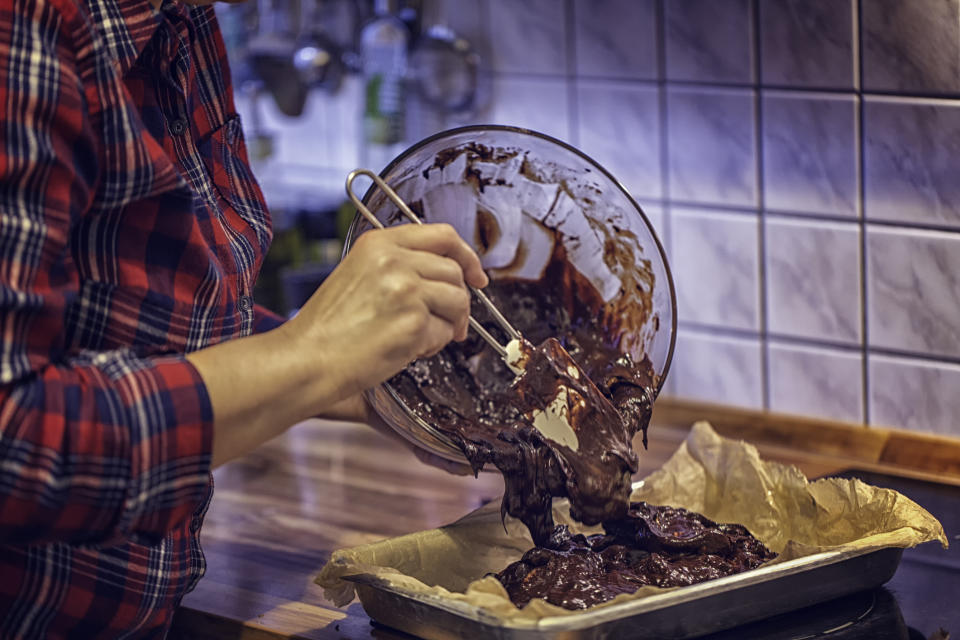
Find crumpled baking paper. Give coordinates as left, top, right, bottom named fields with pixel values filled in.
left=316, top=422, right=947, bottom=623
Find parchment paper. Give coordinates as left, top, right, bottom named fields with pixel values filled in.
left=316, top=422, right=948, bottom=623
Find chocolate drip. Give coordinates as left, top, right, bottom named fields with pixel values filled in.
left=389, top=244, right=656, bottom=545
left=378, top=142, right=761, bottom=613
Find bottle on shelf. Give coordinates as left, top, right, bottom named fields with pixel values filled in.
left=359, top=0, right=410, bottom=171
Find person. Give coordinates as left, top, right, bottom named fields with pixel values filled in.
left=0, top=0, right=486, bottom=636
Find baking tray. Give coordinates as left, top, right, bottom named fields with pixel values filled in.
left=345, top=544, right=904, bottom=639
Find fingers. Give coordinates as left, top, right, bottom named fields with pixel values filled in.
left=418, top=280, right=471, bottom=343
left=376, top=273, right=468, bottom=352
left=385, top=223, right=489, bottom=289
left=392, top=248, right=479, bottom=342
left=402, top=249, right=466, bottom=288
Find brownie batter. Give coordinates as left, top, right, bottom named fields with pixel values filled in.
left=494, top=502, right=777, bottom=610
left=380, top=142, right=664, bottom=546
left=376, top=142, right=773, bottom=612
left=389, top=243, right=657, bottom=545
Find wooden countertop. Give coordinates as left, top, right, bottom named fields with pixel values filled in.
left=169, top=402, right=960, bottom=639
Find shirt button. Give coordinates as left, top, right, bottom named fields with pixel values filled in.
left=169, top=118, right=188, bottom=135
left=237, top=295, right=252, bottom=312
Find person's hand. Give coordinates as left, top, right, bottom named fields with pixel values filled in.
left=193, top=223, right=485, bottom=468
left=283, top=223, right=488, bottom=405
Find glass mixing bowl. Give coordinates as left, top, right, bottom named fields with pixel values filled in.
left=342, top=125, right=676, bottom=464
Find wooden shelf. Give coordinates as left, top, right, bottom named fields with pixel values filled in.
left=652, top=399, right=960, bottom=485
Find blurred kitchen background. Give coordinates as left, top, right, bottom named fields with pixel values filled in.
left=216, top=0, right=960, bottom=438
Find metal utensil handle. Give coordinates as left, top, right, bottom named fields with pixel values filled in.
left=345, top=169, right=523, bottom=357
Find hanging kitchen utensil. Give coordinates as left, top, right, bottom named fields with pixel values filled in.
left=408, top=5, right=479, bottom=114
left=292, top=0, right=345, bottom=92
left=248, top=0, right=309, bottom=117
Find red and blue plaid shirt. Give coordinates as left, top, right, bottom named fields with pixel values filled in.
left=0, top=0, right=279, bottom=636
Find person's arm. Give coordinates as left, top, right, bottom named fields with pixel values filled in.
left=251, top=307, right=369, bottom=423
left=0, top=2, right=483, bottom=549
left=188, top=223, right=488, bottom=467
left=0, top=0, right=214, bottom=547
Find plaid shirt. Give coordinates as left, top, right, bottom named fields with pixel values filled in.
left=0, top=0, right=278, bottom=636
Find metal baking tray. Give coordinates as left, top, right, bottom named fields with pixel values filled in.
left=345, top=544, right=904, bottom=639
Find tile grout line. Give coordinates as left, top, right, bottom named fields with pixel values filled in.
left=653, top=0, right=676, bottom=249
left=855, top=0, right=870, bottom=426
left=752, top=0, right=771, bottom=411
left=676, top=321, right=960, bottom=367
left=655, top=0, right=674, bottom=390
left=681, top=324, right=861, bottom=353
left=646, top=201, right=960, bottom=236
left=564, top=0, right=579, bottom=147
left=568, top=76, right=960, bottom=101
left=865, top=348, right=960, bottom=370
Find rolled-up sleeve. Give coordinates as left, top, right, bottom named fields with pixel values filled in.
left=0, top=0, right=212, bottom=546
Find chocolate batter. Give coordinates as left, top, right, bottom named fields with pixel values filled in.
left=379, top=142, right=773, bottom=612
left=382, top=143, right=663, bottom=545
left=494, top=502, right=777, bottom=610
left=389, top=243, right=657, bottom=544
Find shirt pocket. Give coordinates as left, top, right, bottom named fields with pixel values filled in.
left=90, top=102, right=193, bottom=213
left=199, top=114, right=273, bottom=255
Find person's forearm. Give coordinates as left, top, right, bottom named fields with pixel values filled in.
left=189, top=223, right=489, bottom=468
left=186, top=323, right=343, bottom=468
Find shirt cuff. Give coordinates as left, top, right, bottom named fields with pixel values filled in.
left=102, top=352, right=214, bottom=541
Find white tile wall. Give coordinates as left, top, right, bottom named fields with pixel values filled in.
left=665, top=0, right=754, bottom=84
left=768, top=342, right=863, bottom=422
left=577, top=81, right=661, bottom=198
left=487, top=76, right=571, bottom=142
left=667, top=87, right=758, bottom=208
left=762, top=92, right=858, bottom=217
left=870, top=354, right=960, bottom=435
left=867, top=226, right=960, bottom=359
left=671, top=330, right=764, bottom=408
left=487, top=0, right=568, bottom=75
left=759, top=0, right=856, bottom=89
left=573, top=0, right=657, bottom=80
left=637, top=201, right=666, bottom=245
left=766, top=218, right=861, bottom=344
left=863, top=97, right=960, bottom=230
left=672, top=208, right=760, bottom=331
left=861, top=0, right=960, bottom=94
